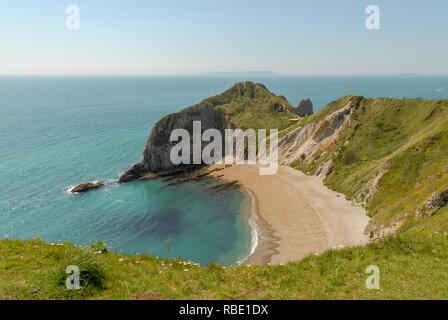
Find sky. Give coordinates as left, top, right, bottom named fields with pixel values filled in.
left=0, top=0, right=447, bottom=75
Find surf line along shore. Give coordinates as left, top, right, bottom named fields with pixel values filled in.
left=209, top=163, right=370, bottom=265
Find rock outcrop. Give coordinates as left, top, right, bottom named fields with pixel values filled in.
left=119, top=82, right=294, bottom=183
left=278, top=97, right=363, bottom=167
left=293, top=99, right=314, bottom=117
left=415, top=187, right=448, bottom=218
left=71, top=182, right=104, bottom=193
left=119, top=104, right=230, bottom=182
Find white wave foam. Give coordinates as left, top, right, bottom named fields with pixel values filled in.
left=237, top=189, right=259, bottom=265
left=64, top=180, right=105, bottom=194
left=64, top=185, right=77, bottom=194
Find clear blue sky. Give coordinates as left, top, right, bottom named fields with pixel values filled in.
left=1, top=0, right=447, bottom=75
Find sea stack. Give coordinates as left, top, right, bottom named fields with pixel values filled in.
left=293, top=99, right=314, bottom=117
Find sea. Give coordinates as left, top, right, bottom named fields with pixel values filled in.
left=1, top=75, right=447, bottom=265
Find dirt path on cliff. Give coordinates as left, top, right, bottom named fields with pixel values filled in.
left=210, top=164, right=370, bottom=265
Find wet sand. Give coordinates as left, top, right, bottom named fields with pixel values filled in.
left=210, top=164, right=370, bottom=265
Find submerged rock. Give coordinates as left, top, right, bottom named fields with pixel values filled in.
left=71, top=182, right=104, bottom=193
left=293, top=99, right=314, bottom=117
left=210, top=180, right=239, bottom=191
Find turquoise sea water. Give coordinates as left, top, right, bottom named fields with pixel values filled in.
left=1, top=75, right=447, bottom=265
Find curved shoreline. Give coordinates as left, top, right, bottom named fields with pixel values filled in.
left=236, top=189, right=259, bottom=265
left=238, top=188, right=280, bottom=265
left=211, top=164, right=370, bottom=265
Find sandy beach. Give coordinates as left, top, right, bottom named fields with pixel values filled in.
left=210, top=164, right=370, bottom=265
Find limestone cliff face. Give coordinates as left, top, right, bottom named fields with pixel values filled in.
left=119, top=81, right=293, bottom=182
left=119, top=104, right=230, bottom=182
left=278, top=97, right=362, bottom=176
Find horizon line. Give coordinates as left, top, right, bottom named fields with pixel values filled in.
left=0, top=73, right=447, bottom=77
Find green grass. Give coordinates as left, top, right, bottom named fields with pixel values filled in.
left=1, top=235, right=447, bottom=300
left=292, top=96, right=448, bottom=231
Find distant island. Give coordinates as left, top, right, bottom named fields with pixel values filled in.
left=197, top=71, right=281, bottom=76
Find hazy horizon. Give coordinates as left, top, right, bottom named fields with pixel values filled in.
left=1, top=72, right=448, bottom=77
left=1, top=1, right=447, bottom=75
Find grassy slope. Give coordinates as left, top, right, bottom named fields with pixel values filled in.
left=1, top=235, right=447, bottom=300
left=292, top=97, right=448, bottom=232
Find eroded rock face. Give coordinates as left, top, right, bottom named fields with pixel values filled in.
left=119, top=104, right=230, bottom=182
left=293, top=99, right=314, bottom=117
left=314, top=160, right=334, bottom=178
left=278, top=97, right=362, bottom=167
left=71, top=182, right=104, bottom=193
left=423, top=188, right=448, bottom=216
left=120, top=81, right=294, bottom=183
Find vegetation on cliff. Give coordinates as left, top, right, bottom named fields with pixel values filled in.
left=120, top=82, right=295, bottom=181
left=2, top=87, right=448, bottom=300
left=202, top=81, right=295, bottom=131
left=290, top=96, right=448, bottom=236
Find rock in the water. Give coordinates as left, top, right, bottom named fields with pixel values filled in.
left=293, top=99, right=314, bottom=117
left=210, top=180, right=239, bottom=191
left=71, top=182, right=104, bottom=193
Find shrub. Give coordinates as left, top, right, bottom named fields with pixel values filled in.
left=344, top=150, right=358, bottom=165
left=90, top=241, right=108, bottom=253
left=54, top=252, right=106, bottom=295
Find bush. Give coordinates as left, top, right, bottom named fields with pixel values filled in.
left=54, top=252, right=106, bottom=295
left=344, top=150, right=358, bottom=165
left=90, top=241, right=108, bottom=253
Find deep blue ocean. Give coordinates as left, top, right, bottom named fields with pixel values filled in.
left=1, top=75, right=447, bottom=265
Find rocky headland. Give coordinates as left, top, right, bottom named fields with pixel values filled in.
left=119, top=81, right=295, bottom=183
left=110, top=82, right=448, bottom=262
